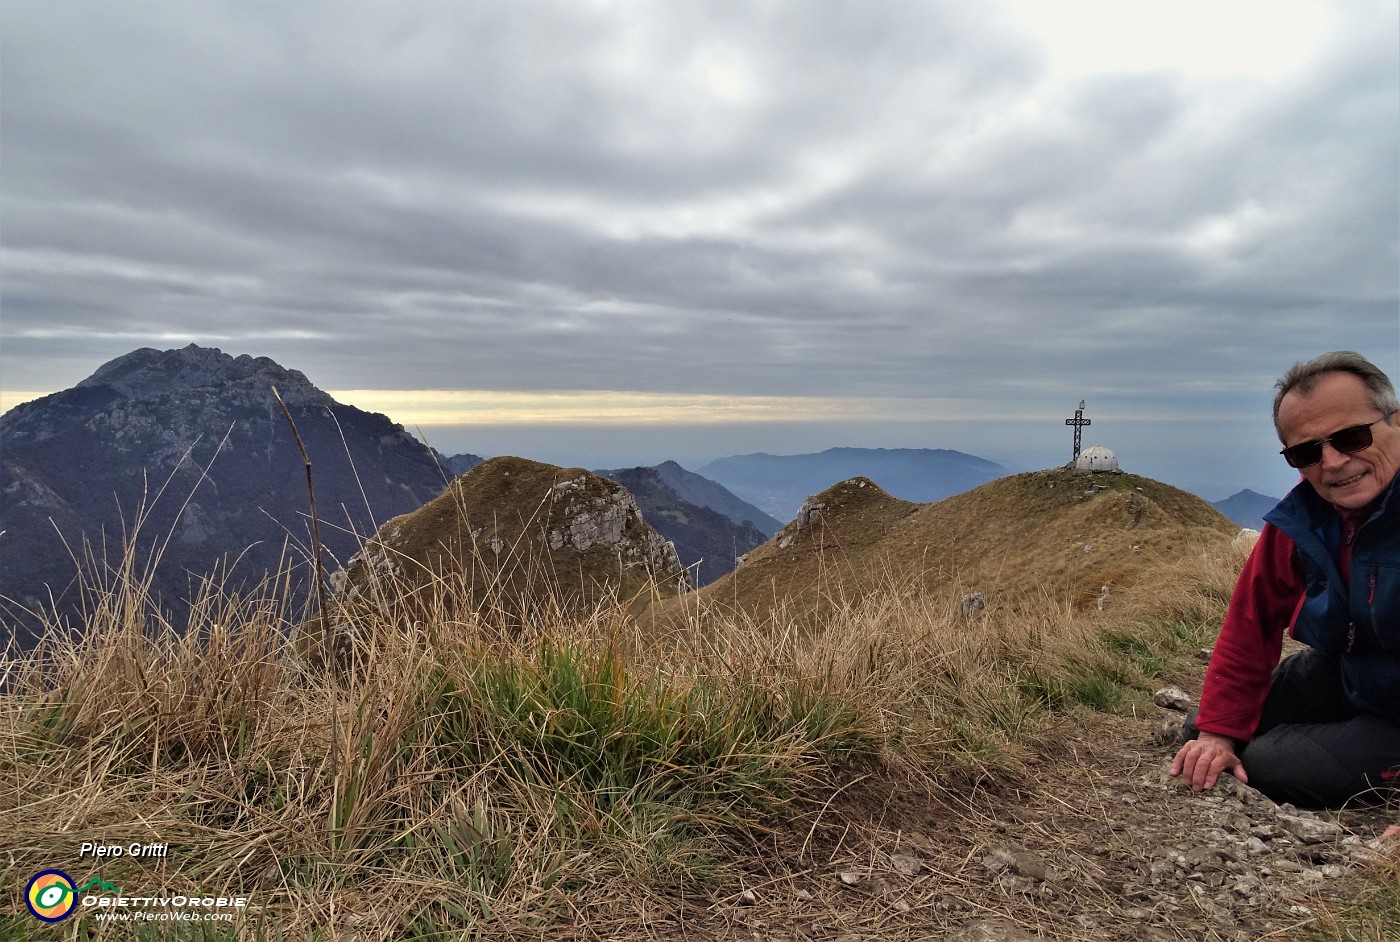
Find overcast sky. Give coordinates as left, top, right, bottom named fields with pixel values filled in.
left=2, top=0, right=1396, bottom=501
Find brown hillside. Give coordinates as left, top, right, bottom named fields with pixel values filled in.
left=654, top=467, right=1238, bottom=629
left=305, top=457, right=689, bottom=654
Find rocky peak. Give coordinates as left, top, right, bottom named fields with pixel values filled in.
left=595, top=463, right=771, bottom=586
left=77, top=343, right=329, bottom=407
left=1, top=344, right=338, bottom=451
left=0, top=346, right=453, bottom=647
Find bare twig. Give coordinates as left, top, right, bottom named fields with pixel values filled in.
left=272, top=386, right=342, bottom=790
left=271, top=387, right=331, bottom=642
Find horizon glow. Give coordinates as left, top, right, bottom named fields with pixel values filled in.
left=1, top=386, right=1265, bottom=429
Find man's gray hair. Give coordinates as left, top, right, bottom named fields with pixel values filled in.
left=1273, top=350, right=1400, bottom=439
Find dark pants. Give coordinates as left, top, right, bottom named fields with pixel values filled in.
left=1184, top=648, right=1400, bottom=807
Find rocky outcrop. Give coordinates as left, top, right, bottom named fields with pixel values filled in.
left=543, top=473, right=684, bottom=579
left=598, top=465, right=769, bottom=585
left=774, top=477, right=905, bottom=549
left=309, top=457, right=690, bottom=657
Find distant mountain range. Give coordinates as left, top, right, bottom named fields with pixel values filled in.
left=1210, top=489, right=1282, bottom=530
left=596, top=463, right=773, bottom=586
left=698, top=447, right=1011, bottom=520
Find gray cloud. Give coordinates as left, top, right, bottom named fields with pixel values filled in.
left=2, top=0, right=1396, bottom=498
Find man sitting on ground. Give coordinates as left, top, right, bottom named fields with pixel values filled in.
left=1172, top=350, right=1400, bottom=809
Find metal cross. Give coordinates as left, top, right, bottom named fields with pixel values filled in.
left=1065, top=400, right=1091, bottom=461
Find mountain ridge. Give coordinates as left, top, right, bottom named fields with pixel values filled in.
left=595, top=464, right=769, bottom=585
left=698, top=446, right=1010, bottom=520
left=4, top=344, right=1256, bottom=654
left=1211, top=488, right=1282, bottom=530
left=645, top=460, right=783, bottom=536
left=646, top=466, right=1239, bottom=630
left=0, top=345, right=783, bottom=648
left=0, top=344, right=452, bottom=649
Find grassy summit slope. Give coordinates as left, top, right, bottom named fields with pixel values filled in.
left=669, top=468, right=1238, bottom=628
left=901, top=468, right=1238, bottom=601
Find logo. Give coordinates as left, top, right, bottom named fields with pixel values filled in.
left=77, top=876, right=121, bottom=894
left=26, top=870, right=77, bottom=922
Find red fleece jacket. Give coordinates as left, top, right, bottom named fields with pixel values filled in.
left=1195, top=524, right=1305, bottom=742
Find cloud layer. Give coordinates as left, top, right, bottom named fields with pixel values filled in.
left=2, top=0, right=1396, bottom=497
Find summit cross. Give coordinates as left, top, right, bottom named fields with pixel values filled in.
left=1065, top=400, right=1090, bottom=462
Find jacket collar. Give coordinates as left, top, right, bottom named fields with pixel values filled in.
left=1271, top=470, right=1400, bottom=532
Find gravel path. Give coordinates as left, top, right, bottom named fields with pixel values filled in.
left=620, top=709, right=1397, bottom=942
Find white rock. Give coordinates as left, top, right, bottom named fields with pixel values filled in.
left=1153, top=687, right=1194, bottom=711
left=890, top=853, right=926, bottom=876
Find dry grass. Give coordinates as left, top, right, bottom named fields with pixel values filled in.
left=1282, top=854, right=1400, bottom=942
left=2, top=521, right=1392, bottom=940
left=666, top=467, right=1240, bottom=631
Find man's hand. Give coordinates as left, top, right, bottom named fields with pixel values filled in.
left=1171, top=732, right=1248, bottom=792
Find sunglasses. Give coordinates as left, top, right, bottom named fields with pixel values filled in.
left=1280, top=414, right=1394, bottom=469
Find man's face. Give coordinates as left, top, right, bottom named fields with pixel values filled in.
left=1277, top=371, right=1400, bottom=511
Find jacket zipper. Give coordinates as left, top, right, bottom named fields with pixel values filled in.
left=1343, top=521, right=1362, bottom=653
left=1349, top=571, right=1378, bottom=654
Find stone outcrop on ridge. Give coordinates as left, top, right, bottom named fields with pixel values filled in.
left=596, top=464, right=770, bottom=586
left=310, top=456, right=689, bottom=655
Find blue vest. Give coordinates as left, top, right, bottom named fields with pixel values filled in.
left=1264, top=476, right=1400, bottom=724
